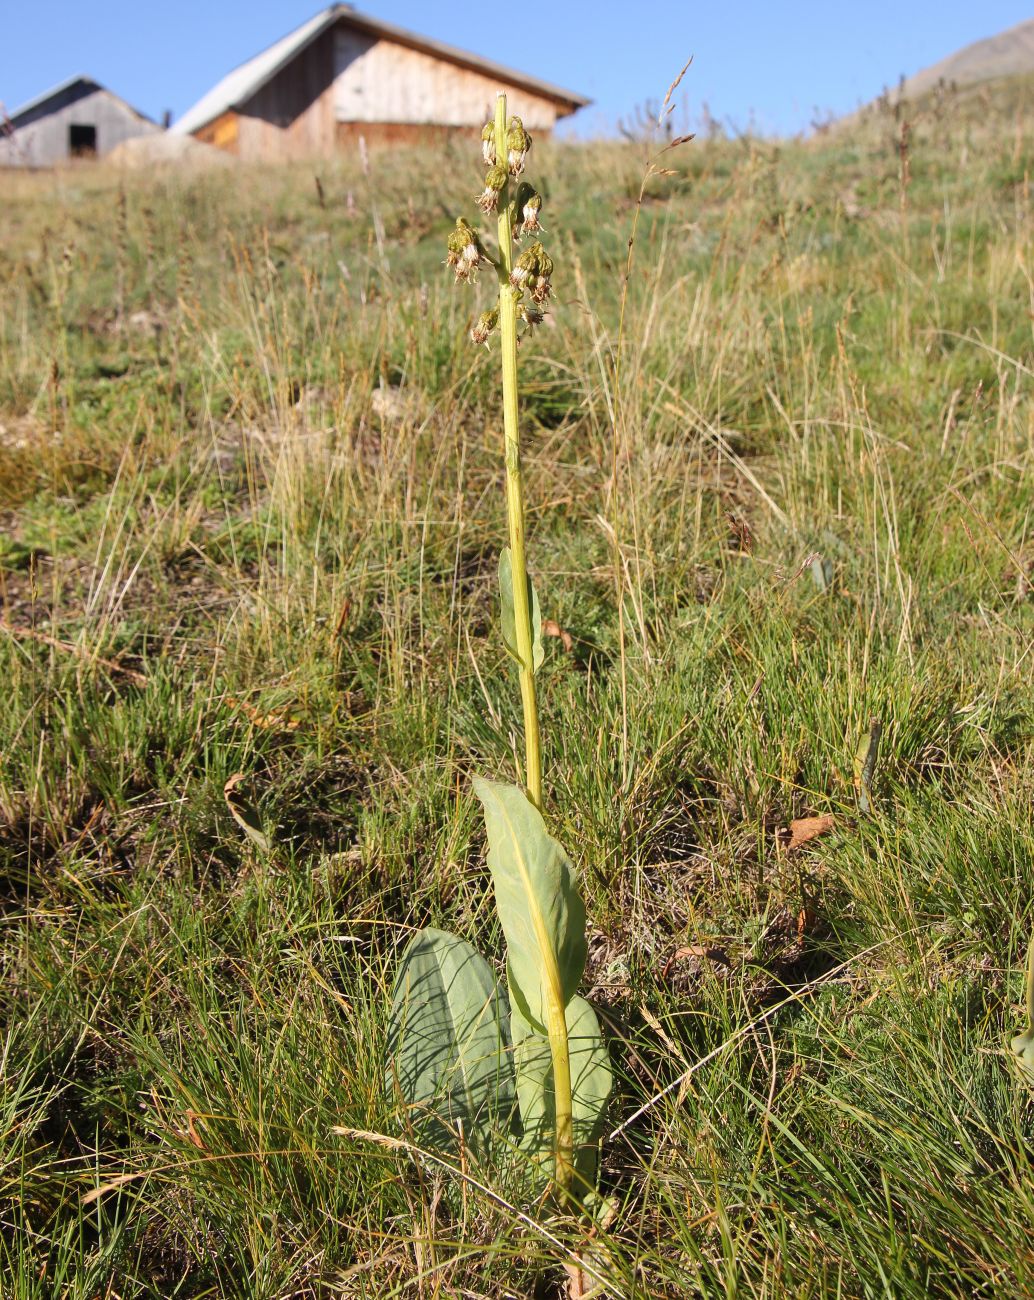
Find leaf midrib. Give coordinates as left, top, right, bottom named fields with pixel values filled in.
left=494, top=795, right=566, bottom=1020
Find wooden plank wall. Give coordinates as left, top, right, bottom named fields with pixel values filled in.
left=332, top=29, right=561, bottom=130
left=236, top=31, right=337, bottom=161
left=228, top=24, right=563, bottom=161
left=0, top=88, right=160, bottom=168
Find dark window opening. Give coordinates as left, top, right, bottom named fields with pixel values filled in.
left=69, top=124, right=97, bottom=156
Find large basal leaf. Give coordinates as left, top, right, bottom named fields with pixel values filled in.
left=1011, top=1026, right=1034, bottom=1080
left=511, top=995, right=612, bottom=1194
left=1011, top=932, right=1034, bottom=1082
left=386, top=927, right=514, bottom=1153
left=499, top=547, right=544, bottom=672
left=473, top=778, right=587, bottom=1033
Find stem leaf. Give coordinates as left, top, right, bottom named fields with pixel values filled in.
left=511, top=995, right=612, bottom=1194
left=499, top=547, right=544, bottom=672
left=473, top=778, right=586, bottom=1031
left=386, top=927, right=514, bottom=1152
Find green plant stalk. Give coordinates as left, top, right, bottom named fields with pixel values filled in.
left=493, top=93, right=543, bottom=815
left=492, top=92, right=572, bottom=1199
left=524, top=867, right=575, bottom=1200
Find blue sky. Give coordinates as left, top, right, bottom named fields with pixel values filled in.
left=3, top=2, right=1033, bottom=136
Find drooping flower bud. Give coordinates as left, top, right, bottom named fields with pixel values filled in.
left=510, top=244, right=536, bottom=289
left=529, top=274, right=553, bottom=305
left=445, top=217, right=483, bottom=283
left=506, top=116, right=532, bottom=176
left=512, top=182, right=543, bottom=239
left=481, top=122, right=496, bottom=165
left=510, top=241, right=553, bottom=302
left=528, top=243, right=554, bottom=304
left=521, top=193, right=542, bottom=233
left=518, top=303, right=544, bottom=330
left=475, top=163, right=508, bottom=213
left=470, top=307, right=499, bottom=346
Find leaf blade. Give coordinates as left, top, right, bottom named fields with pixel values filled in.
left=511, top=995, right=612, bottom=1193
left=386, top=927, right=514, bottom=1153
left=473, top=778, right=587, bottom=1033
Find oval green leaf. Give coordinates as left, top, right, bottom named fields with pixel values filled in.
left=511, top=995, right=612, bottom=1195
left=1011, top=1028, right=1034, bottom=1079
left=386, top=927, right=515, bottom=1153
left=473, top=778, right=587, bottom=1033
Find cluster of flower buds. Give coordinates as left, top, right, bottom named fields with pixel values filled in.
left=513, top=182, right=542, bottom=239
left=506, top=116, right=532, bottom=176
left=447, top=112, right=552, bottom=345
left=509, top=241, right=553, bottom=305
left=470, top=307, right=499, bottom=346
left=445, top=217, right=483, bottom=283
left=475, top=164, right=508, bottom=214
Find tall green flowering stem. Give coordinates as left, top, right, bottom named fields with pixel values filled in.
left=492, top=93, right=543, bottom=814
left=492, top=92, right=571, bottom=1201
left=492, top=92, right=571, bottom=1199
left=442, top=93, right=586, bottom=1208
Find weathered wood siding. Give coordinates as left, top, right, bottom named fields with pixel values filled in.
left=332, top=29, right=559, bottom=130
left=0, top=85, right=160, bottom=168
left=228, top=22, right=559, bottom=161
left=335, top=121, right=480, bottom=147
left=236, top=29, right=337, bottom=160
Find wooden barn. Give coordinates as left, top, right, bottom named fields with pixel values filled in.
left=0, top=76, right=162, bottom=168
left=172, top=4, right=589, bottom=160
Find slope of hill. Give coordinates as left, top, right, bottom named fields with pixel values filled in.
left=3, top=78, right=1034, bottom=1300
left=899, top=16, right=1034, bottom=98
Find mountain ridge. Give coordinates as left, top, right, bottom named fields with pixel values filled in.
left=898, top=17, right=1034, bottom=99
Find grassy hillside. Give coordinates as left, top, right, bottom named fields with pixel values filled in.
left=2, top=77, right=1034, bottom=1297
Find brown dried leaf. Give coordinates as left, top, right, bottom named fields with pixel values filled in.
left=676, top=944, right=729, bottom=963
left=662, top=944, right=730, bottom=979
left=223, top=773, right=272, bottom=853
left=565, top=1257, right=590, bottom=1299
left=228, top=696, right=301, bottom=731
left=82, top=1171, right=147, bottom=1205
left=541, top=618, right=574, bottom=653
left=787, top=814, right=835, bottom=851
left=183, top=1109, right=205, bottom=1150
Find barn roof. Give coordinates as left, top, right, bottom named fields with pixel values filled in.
left=7, top=75, right=155, bottom=127
left=172, top=4, right=590, bottom=136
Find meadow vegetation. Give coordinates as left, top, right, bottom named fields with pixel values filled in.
left=2, top=71, right=1034, bottom=1297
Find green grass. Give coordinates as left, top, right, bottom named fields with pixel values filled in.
left=3, top=72, right=1034, bottom=1296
